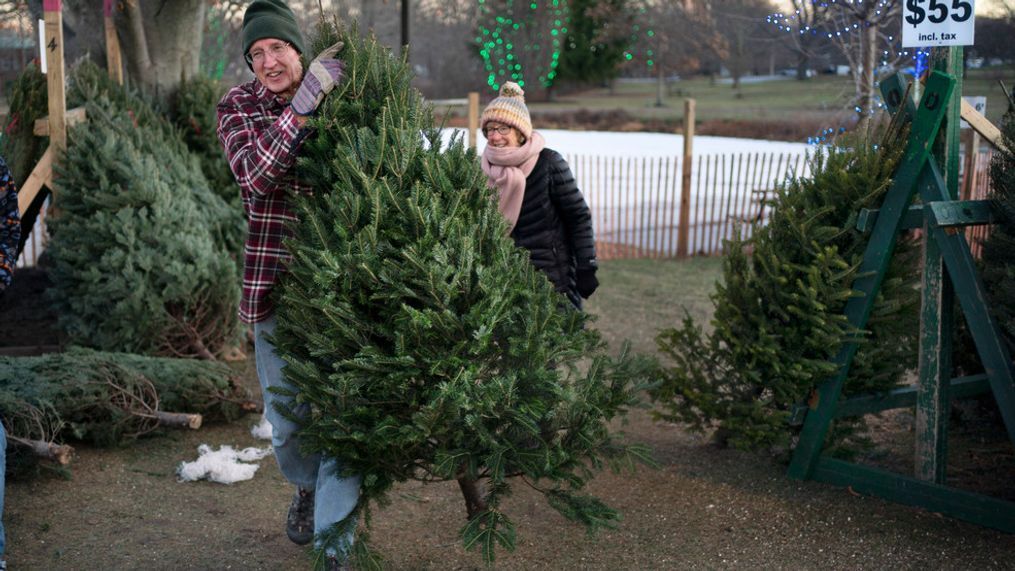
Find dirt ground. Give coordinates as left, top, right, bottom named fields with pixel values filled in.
left=3, top=265, right=1015, bottom=570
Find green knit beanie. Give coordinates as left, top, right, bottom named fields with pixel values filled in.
left=242, top=0, right=305, bottom=62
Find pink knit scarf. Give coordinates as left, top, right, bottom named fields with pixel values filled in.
left=481, top=131, right=545, bottom=233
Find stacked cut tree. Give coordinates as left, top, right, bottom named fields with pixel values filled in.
left=0, top=61, right=251, bottom=476
left=651, top=117, right=922, bottom=456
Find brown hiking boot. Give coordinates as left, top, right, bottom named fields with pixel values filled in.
left=285, top=487, right=315, bottom=545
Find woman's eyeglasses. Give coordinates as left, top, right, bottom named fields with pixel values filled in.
left=483, top=125, right=513, bottom=137
left=245, top=42, right=292, bottom=66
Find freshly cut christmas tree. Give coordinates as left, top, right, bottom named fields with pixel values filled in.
left=66, top=62, right=245, bottom=256
left=1, top=64, right=48, bottom=188
left=652, top=120, right=920, bottom=454
left=980, top=94, right=1015, bottom=350
left=2, top=64, right=50, bottom=257
left=0, top=347, right=251, bottom=476
left=274, top=22, right=649, bottom=565
left=169, top=75, right=244, bottom=217
left=46, top=62, right=242, bottom=359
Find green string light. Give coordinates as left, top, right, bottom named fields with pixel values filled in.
left=623, top=16, right=655, bottom=71
left=476, top=0, right=571, bottom=91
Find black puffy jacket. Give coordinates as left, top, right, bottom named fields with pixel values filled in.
left=510, top=148, right=597, bottom=308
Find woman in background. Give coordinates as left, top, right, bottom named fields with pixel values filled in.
left=479, top=82, right=598, bottom=309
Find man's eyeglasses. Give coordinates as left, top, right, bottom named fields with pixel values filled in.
left=483, top=125, right=513, bottom=137
left=245, top=42, right=292, bottom=66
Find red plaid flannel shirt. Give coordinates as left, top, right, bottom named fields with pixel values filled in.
left=217, top=79, right=310, bottom=323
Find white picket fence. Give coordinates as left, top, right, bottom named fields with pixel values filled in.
left=17, top=150, right=996, bottom=266
left=567, top=151, right=810, bottom=258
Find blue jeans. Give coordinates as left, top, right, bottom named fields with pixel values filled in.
left=254, top=316, right=361, bottom=554
left=1, top=422, right=6, bottom=558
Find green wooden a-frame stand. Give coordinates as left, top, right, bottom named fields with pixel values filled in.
left=786, top=65, right=1015, bottom=532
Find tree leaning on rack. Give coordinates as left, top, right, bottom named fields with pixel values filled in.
left=652, top=120, right=921, bottom=454
left=272, top=21, right=652, bottom=567
left=975, top=93, right=1015, bottom=357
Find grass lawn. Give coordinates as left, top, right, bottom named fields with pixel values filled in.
left=961, top=65, right=1014, bottom=125
left=585, top=256, right=724, bottom=357
left=532, top=74, right=851, bottom=124
left=524, top=64, right=1014, bottom=127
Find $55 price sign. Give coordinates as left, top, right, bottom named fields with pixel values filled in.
left=902, top=0, right=975, bottom=47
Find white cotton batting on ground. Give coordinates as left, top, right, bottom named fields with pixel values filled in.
left=177, top=444, right=273, bottom=484
left=251, top=415, right=272, bottom=440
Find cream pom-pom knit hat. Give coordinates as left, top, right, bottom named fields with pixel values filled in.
left=480, top=82, right=533, bottom=140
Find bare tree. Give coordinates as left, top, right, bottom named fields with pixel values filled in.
left=0, top=1, right=33, bottom=78
left=713, top=0, right=777, bottom=90
left=824, top=0, right=902, bottom=122
left=766, top=0, right=831, bottom=80
left=18, top=1, right=207, bottom=102
left=114, top=0, right=208, bottom=99
left=411, top=0, right=485, bottom=97
left=0, top=1, right=28, bottom=21
left=632, top=0, right=727, bottom=106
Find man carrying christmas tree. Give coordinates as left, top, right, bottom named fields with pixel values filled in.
left=0, top=154, right=19, bottom=571
left=215, top=1, right=356, bottom=568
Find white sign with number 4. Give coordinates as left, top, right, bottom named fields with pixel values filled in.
left=902, top=0, right=975, bottom=47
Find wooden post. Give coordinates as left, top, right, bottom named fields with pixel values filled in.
left=677, top=99, right=695, bottom=258
left=915, top=47, right=962, bottom=484
left=43, top=0, right=67, bottom=154
left=467, top=92, right=480, bottom=149
left=104, top=0, right=123, bottom=85
left=16, top=0, right=68, bottom=218
left=400, top=0, right=410, bottom=55
left=959, top=98, right=1004, bottom=150
left=16, top=147, right=54, bottom=215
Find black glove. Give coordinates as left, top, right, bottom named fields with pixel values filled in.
left=576, top=268, right=599, bottom=299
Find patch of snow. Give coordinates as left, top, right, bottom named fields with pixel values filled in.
left=443, top=128, right=810, bottom=157
left=177, top=444, right=272, bottom=484
left=251, top=415, right=272, bottom=440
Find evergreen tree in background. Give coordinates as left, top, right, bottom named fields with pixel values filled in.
left=274, top=21, right=651, bottom=567
left=169, top=75, right=242, bottom=211
left=1, top=64, right=50, bottom=258
left=66, top=62, right=244, bottom=256
left=46, top=63, right=241, bottom=360
left=652, top=121, right=920, bottom=453
left=556, top=0, right=632, bottom=86
left=1, top=61, right=245, bottom=259
left=1, top=64, right=48, bottom=187
left=980, top=94, right=1015, bottom=352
